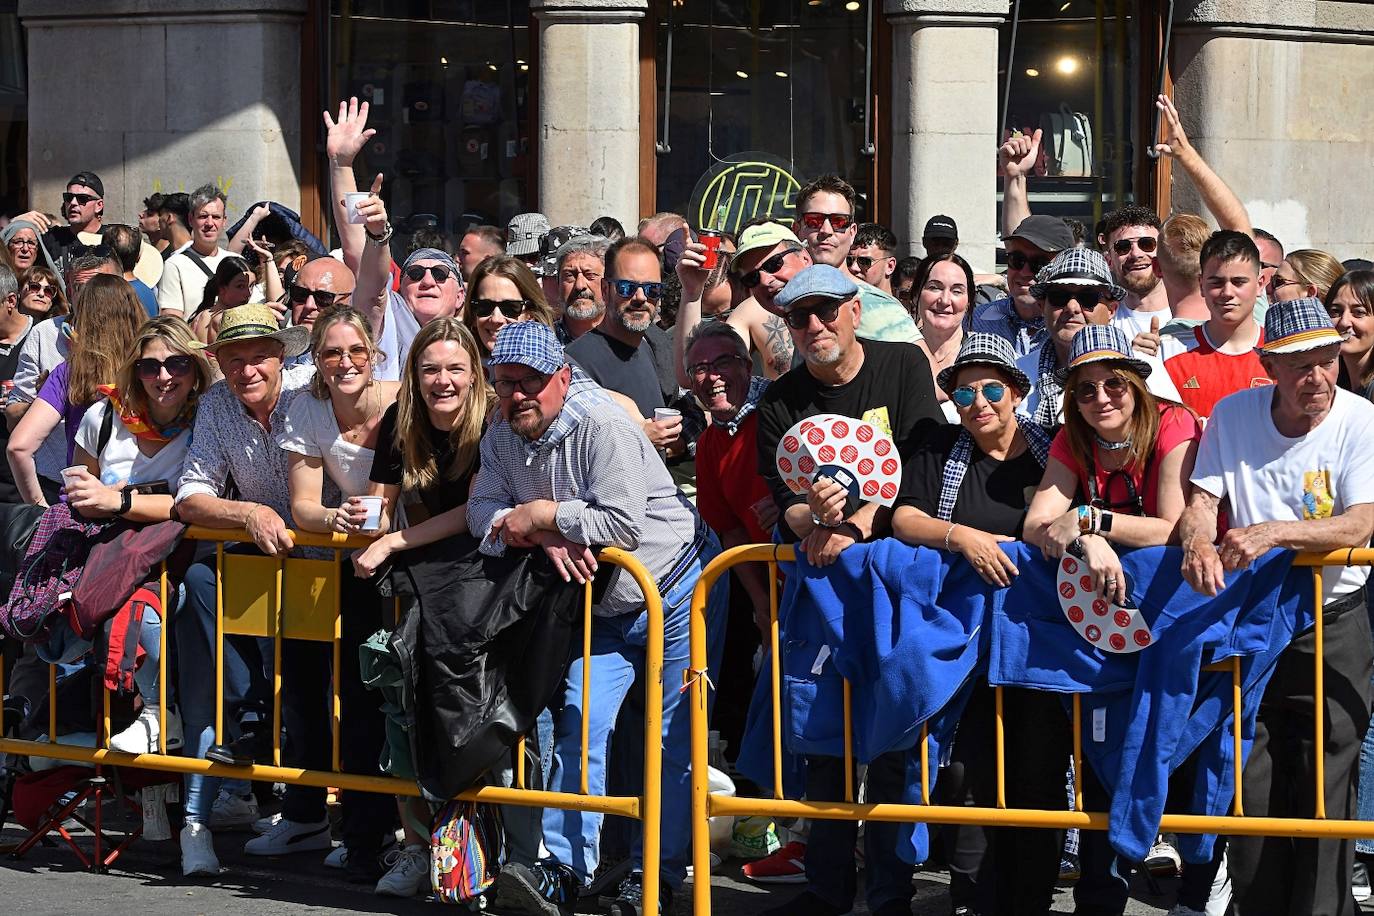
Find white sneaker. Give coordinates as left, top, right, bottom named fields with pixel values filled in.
left=180, top=822, right=221, bottom=876
left=1146, top=837, right=1182, bottom=876
left=209, top=790, right=261, bottom=831
left=375, top=843, right=429, bottom=897
left=110, top=706, right=183, bottom=754
left=323, top=844, right=349, bottom=869
left=252, top=811, right=284, bottom=835
left=141, top=784, right=172, bottom=841
left=243, top=817, right=332, bottom=855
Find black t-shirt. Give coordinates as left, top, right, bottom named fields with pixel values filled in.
left=896, top=420, right=1044, bottom=538
left=369, top=402, right=478, bottom=519
left=756, top=338, right=945, bottom=539
left=0, top=321, right=32, bottom=503
left=566, top=327, right=671, bottom=418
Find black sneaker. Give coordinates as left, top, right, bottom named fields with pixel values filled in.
left=1354, top=860, right=1371, bottom=903
left=497, top=860, right=579, bottom=916
left=343, top=844, right=388, bottom=884
left=205, top=729, right=273, bottom=766
left=609, top=872, right=674, bottom=916
left=759, top=889, right=847, bottom=916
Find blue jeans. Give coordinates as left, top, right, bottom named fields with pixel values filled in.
left=541, top=534, right=728, bottom=889
left=1357, top=593, right=1374, bottom=855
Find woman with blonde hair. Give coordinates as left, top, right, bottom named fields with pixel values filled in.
left=7, top=274, right=147, bottom=505
left=55, top=315, right=212, bottom=753
left=463, top=254, right=556, bottom=358
left=1271, top=248, right=1345, bottom=304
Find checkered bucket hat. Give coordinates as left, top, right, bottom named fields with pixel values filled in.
left=1054, top=324, right=1153, bottom=384
left=1030, top=248, right=1126, bottom=302
left=488, top=320, right=566, bottom=375
left=1259, top=296, right=1344, bottom=355
left=936, top=332, right=1033, bottom=394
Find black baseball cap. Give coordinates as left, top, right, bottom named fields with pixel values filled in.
left=67, top=171, right=104, bottom=198
left=923, top=214, right=958, bottom=241
left=1006, top=214, right=1075, bottom=254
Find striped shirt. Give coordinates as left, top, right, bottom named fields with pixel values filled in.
left=468, top=392, right=698, bottom=617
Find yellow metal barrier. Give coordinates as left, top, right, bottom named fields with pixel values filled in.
left=0, top=525, right=666, bottom=903
left=687, top=544, right=1374, bottom=914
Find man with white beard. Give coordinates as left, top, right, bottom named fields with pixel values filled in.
left=552, top=235, right=609, bottom=344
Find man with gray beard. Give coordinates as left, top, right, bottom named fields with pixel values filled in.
left=553, top=235, right=609, bottom=344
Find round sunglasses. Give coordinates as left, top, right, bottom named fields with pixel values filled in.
left=950, top=383, right=1007, bottom=408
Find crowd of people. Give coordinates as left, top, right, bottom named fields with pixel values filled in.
left=1, top=91, right=1373, bottom=916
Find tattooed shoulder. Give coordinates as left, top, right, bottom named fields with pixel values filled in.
left=760, top=315, right=793, bottom=378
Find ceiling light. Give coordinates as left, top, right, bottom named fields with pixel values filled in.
left=440, top=56, right=448, bottom=65
left=1025, top=67, right=1040, bottom=77
left=1055, top=55, right=1079, bottom=75
left=807, top=0, right=822, bottom=5
left=488, top=63, right=499, bottom=72
left=736, top=70, right=749, bottom=79
left=845, top=0, right=861, bottom=9
left=774, top=70, right=788, bottom=78
left=519, top=64, right=529, bottom=71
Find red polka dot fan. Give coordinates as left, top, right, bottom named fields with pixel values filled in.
left=1055, top=549, right=1155, bottom=654
left=774, top=413, right=902, bottom=509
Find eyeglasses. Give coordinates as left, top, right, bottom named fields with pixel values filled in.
left=1006, top=250, right=1052, bottom=273
left=1072, top=376, right=1130, bottom=403
left=1045, top=287, right=1106, bottom=310
left=784, top=300, right=844, bottom=330
left=69, top=243, right=112, bottom=259
left=288, top=284, right=351, bottom=308
left=61, top=192, right=101, bottom=206
left=7, top=237, right=37, bottom=250
left=1112, top=236, right=1158, bottom=255
left=1260, top=261, right=1282, bottom=272
left=404, top=264, right=454, bottom=283
left=1270, top=277, right=1303, bottom=292
left=610, top=278, right=664, bottom=302
left=318, top=344, right=371, bottom=368
left=492, top=373, right=551, bottom=397
left=24, top=281, right=55, bottom=297
left=471, top=298, right=530, bottom=320
left=687, top=354, right=748, bottom=380
left=735, top=251, right=792, bottom=288
left=951, top=383, right=1008, bottom=408
left=134, top=355, right=197, bottom=380
left=846, top=255, right=875, bottom=272
left=799, top=212, right=853, bottom=232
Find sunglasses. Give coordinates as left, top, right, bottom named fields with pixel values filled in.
left=610, top=279, right=664, bottom=301
left=404, top=264, right=454, bottom=283
left=288, top=284, right=351, bottom=308
left=1092, top=469, right=1145, bottom=515
left=1006, top=250, right=1053, bottom=273
left=735, top=250, right=791, bottom=288
left=69, top=243, right=112, bottom=259
left=24, top=281, right=55, bottom=297
left=1045, top=287, right=1106, bottom=310
left=799, top=211, right=853, bottom=232
left=492, top=373, right=551, bottom=397
left=1112, top=236, right=1158, bottom=255
left=134, top=355, right=197, bottom=380
left=784, top=300, right=844, bottom=330
left=62, top=192, right=101, bottom=206
left=846, top=255, right=875, bottom=272
left=1073, top=376, right=1131, bottom=403
left=471, top=298, right=530, bottom=320
left=687, top=354, right=747, bottom=380
left=951, top=383, right=1008, bottom=408
left=318, top=344, right=371, bottom=368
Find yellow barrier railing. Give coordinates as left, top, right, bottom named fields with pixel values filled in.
left=687, top=544, right=1374, bottom=914
left=0, top=525, right=665, bottom=902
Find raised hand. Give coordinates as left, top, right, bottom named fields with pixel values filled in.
left=324, top=97, right=377, bottom=167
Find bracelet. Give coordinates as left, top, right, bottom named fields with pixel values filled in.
left=1077, top=505, right=1092, bottom=534
left=326, top=508, right=337, bottom=529
left=944, top=522, right=958, bottom=551
left=810, top=512, right=841, bottom=530
left=366, top=221, right=393, bottom=244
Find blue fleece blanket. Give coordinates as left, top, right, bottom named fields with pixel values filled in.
left=735, top=539, right=1311, bottom=864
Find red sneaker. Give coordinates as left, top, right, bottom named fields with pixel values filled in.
left=741, top=841, right=807, bottom=884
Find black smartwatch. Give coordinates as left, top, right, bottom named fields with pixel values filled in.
left=116, top=487, right=133, bottom=517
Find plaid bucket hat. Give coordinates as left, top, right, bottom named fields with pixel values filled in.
left=1030, top=248, right=1126, bottom=302
left=488, top=320, right=566, bottom=375
left=506, top=212, right=551, bottom=258
left=936, top=332, right=1033, bottom=394
left=1054, top=324, right=1153, bottom=384
left=1258, top=296, right=1344, bottom=355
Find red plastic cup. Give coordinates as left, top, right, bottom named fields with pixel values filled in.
left=698, top=229, right=722, bottom=270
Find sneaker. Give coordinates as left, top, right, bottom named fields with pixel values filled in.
left=205, top=728, right=273, bottom=766
left=141, top=784, right=172, bottom=841
left=243, top=817, right=332, bottom=856
left=587, top=854, right=633, bottom=897
left=741, top=840, right=807, bottom=884
left=1058, top=853, right=1080, bottom=884
left=1354, top=861, right=1371, bottom=903
left=758, top=889, right=846, bottom=916
left=209, top=791, right=261, bottom=831
left=110, top=706, right=183, bottom=754
left=497, top=860, right=579, bottom=915
left=345, top=845, right=388, bottom=885
left=730, top=815, right=781, bottom=860
left=1146, top=837, right=1182, bottom=877
left=323, top=844, right=349, bottom=869
left=610, top=872, right=673, bottom=916
left=253, top=811, right=284, bottom=835
left=376, top=843, right=429, bottom=897
left=180, top=822, right=221, bottom=876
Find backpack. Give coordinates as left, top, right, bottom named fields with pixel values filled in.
left=430, top=799, right=505, bottom=905
left=0, top=502, right=105, bottom=643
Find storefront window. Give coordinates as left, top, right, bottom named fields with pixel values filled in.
left=653, top=0, right=875, bottom=232
left=997, top=0, right=1142, bottom=239
left=329, top=1, right=533, bottom=238
left=0, top=3, right=27, bottom=215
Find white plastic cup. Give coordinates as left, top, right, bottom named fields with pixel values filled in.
left=60, top=465, right=85, bottom=488
left=654, top=407, right=682, bottom=424
left=344, top=192, right=370, bottom=225
left=357, top=495, right=384, bottom=532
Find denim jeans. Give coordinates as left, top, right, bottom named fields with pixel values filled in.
left=1358, top=593, right=1374, bottom=856
left=541, top=534, right=728, bottom=889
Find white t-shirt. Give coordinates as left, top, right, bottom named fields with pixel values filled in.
left=1111, top=302, right=1172, bottom=340
left=1192, top=386, right=1374, bottom=602
left=1014, top=339, right=1182, bottom=427
left=156, top=246, right=232, bottom=315
left=278, top=392, right=376, bottom=498
left=375, top=291, right=421, bottom=382
left=73, top=399, right=192, bottom=488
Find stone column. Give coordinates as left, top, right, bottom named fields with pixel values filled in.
left=886, top=0, right=1008, bottom=272
left=532, top=0, right=646, bottom=228
left=1170, top=1, right=1374, bottom=257
left=18, top=0, right=304, bottom=226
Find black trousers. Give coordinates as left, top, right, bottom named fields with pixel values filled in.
left=1229, top=591, right=1373, bottom=916
left=942, top=680, right=1073, bottom=916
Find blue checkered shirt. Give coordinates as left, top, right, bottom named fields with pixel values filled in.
left=969, top=296, right=1047, bottom=359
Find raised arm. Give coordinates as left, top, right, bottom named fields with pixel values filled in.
left=673, top=241, right=711, bottom=389
left=1154, top=95, right=1252, bottom=236
left=1000, top=128, right=1041, bottom=240
left=323, top=97, right=377, bottom=272
left=227, top=203, right=272, bottom=255
left=352, top=173, right=392, bottom=336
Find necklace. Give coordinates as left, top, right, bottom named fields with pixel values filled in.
left=1095, top=433, right=1131, bottom=452
left=339, top=384, right=379, bottom=444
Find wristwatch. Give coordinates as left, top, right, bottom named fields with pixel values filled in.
left=116, top=487, right=133, bottom=517
left=366, top=221, right=393, bottom=244
left=1098, top=510, right=1114, bottom=534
